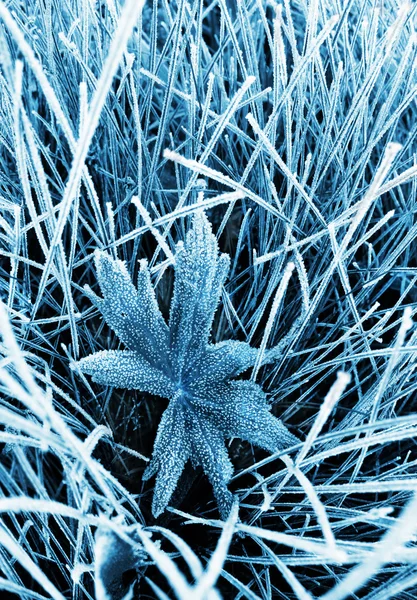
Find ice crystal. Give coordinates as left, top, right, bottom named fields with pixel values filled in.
left=76, top=212, right=298, bottom=518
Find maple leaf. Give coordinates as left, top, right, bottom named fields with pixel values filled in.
left=75, top=212, right=299, bottom=519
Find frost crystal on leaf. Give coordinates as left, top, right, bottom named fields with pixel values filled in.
left=76, top=212, right=299, bottom=518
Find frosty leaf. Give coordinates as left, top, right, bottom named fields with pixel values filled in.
left=76, top=350, right=175, bottom=397
left=95, top=526, right=143, bottom=600
left=187, top=413, right=235, bottom=520
left=93, top=251, right=169, bottom=367
left=211, top=380, right=300, bottom=453
left=169, top=211, right=230, bottom=377
left=186, top=340, right=258, bottom=392
left=77, top=211, right=299, bottom=518
left=189, top=380, right=299, bottom=455
left=143, top=401, right=191, bottom=517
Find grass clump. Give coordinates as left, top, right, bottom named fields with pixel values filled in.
left=1, top=0, right=417, bottom=598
